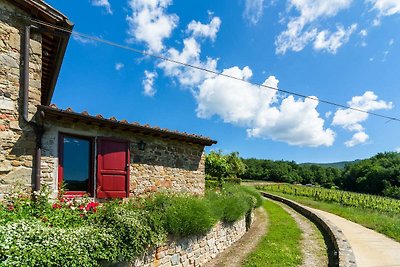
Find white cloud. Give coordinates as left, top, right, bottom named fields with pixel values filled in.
left=276, top=0, right=354, bottom=54
left=359, top=29, right=368, bottom=36
left=325, top=111, right=332, bottom=118
left=372, top=18, right=381, bottom=26
left=127, top=0, right=178, bottom=53
left=91, top=0, right=112, bottom=14
left=157, top=37, right=218, bottom=88
left=115, top=63, right=124, bottom=71
left=345, top=131, right=369, bottom=147
left=332, top=91, right=393, bottom=146
left=313, top=24, right=357, bottom=53
left=389, top=38, right=395, bottom=45
left=187, top=17, right=221, bottom=41
left=129, top=3, right=335, bottom=147
left=142, top=70, right=157, bottom=97
left=332, top=91, right=393, bottom=130
left=368, top=0, right=400, bottom=16
left=243, top=0, right=265, bottom=25
left=196, top=66, right=335, bottom=147
left=395, top=147, right=400, bottom=152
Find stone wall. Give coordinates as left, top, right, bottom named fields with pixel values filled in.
left=0, top=0, right=42, bottom=197
left=41, top=119, right=206, bottom=197
left=132, top=213, right=252, bottom=267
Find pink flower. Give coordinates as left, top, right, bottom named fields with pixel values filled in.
left=7, top=205, right=14, bottom=211
left=52, top=203, right=61, bottom=209
left=79, top=205, right=84, bottom=211
left=85, top=202, right=99, bottom=212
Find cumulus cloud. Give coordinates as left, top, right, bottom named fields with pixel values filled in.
left=127, top=0, right=178, bottom=53
left=368, top=0, right=400, bottom=26
left=369, top=0, right=400, bottom=16
left=276, top=0, right=355, bottom=54
left=91, top=0, right=112, bottom=14
left=196, top=66, right=335, bottom=147
left=332, top=91, right=393, bottom=146
left=157, top=17, right=221, bottom=88
left=395, top=147, right=400, bottom=153
left=345, top=132, right=369, bottom=147
left=157, top=38, right=218, bottom=88
left=313, top=24, right=357, bottom=53
left=187, top=17, right=221, bottom=41
left=243, top=0, right=265, bottom=25
left=142, top=70, right=158, bottom=97
left=127, top=2, right=335, bottom=147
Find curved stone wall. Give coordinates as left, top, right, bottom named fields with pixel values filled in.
left=130, top=212, right=253, bottom=267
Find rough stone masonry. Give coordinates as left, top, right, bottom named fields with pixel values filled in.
left=0, top=0, right=42, bottom=197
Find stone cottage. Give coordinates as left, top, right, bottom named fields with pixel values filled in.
left=0, top=0, right=216, bottom=199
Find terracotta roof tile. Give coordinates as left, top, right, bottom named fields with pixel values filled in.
left=39, top=105, right=217, bottom=146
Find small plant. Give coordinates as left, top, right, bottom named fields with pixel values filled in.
left=163, top=195, right=217, bottom=236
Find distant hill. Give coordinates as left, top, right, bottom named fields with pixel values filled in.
left=301, top=160, right=360, bottom=170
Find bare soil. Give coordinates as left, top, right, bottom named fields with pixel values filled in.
left=275, top=201, right=328, bottom=267
left=203, top=207, right=268, bottom=267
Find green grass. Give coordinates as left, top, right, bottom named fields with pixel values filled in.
left=264, top=191, right=400, bottom=242
left=243, top=199, right=302, bottom=267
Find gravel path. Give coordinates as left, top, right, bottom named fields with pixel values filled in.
left=274, top=201, right=329, bottom=267
left=203, top=207, right=268, bottom=267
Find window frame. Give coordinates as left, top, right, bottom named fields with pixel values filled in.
left=58, top=133, right=95, bottom=196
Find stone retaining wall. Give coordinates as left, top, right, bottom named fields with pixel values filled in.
left=261, top=192, right=356, bottom=267
left=131, top=212, right=253, bottom=267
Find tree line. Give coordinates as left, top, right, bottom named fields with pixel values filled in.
left=206, top=151, right=400, bottom=199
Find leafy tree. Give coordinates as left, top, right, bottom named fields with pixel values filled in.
left=205, top=151, right=229, bottom=179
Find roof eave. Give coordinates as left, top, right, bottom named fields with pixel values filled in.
left=37, top=105, right=217, bottom=146
left=44, top=24, right=74, bottom=105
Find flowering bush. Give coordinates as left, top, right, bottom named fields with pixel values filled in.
left=0, top=184, right=261, bottom=266
left=0, top=220, right=119, bottom=267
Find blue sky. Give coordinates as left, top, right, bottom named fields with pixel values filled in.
left=46, top=0, right=400, bottom=163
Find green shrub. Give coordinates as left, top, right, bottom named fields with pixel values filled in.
left=206, top=185, right=261, bottom=223
left=205, top=179, right=219, bottom=190
left=0, top=185, right=261, bottom=266
left=241, top=186, right=263, bottom=208
left=0, top=220, right=118, bottom=267
left=163, top=195, right=217, bottom=236
left=96, top=205, right=166, bottom=261
left=224, top=177, right=242, bottom=184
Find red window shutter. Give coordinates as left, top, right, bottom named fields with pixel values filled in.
left=97, top=138, right=130, bottom=198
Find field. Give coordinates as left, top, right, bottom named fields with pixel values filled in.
left=257, top=184, right=400, bottom=242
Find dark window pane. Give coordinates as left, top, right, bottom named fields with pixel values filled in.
left=63, top=137, right=90, bottom=192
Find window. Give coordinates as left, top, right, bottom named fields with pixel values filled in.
left=58, top=134, right=94, bottom=195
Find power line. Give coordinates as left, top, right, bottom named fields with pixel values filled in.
left=26, top=16, right=400, bottom=123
